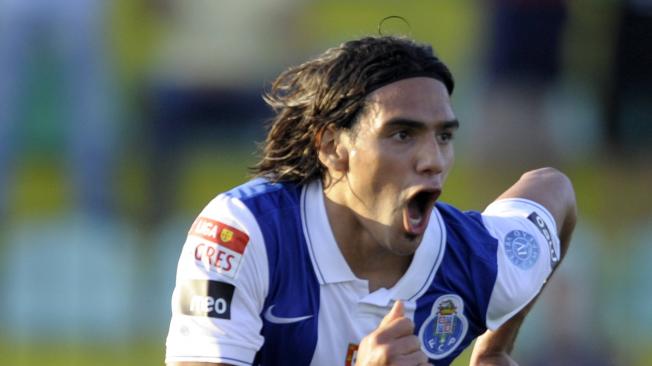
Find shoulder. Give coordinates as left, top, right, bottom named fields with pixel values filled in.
left=183, top=178, right=306, bottom=279
left=434, top=199, right=561, bottom=330
left=178, top=180, right=275, bottom=285
left=223, top=178, right=302, bottom=214
left=189, top=178, right=303, bottom=239
left=436, top=202, right=484, bottom=227
left=435, top=202, right=497, bottom=262
left=436, top=199, right=559, bottom=262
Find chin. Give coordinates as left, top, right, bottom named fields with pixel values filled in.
left=404, top=232, right=420, bottom=242
left=391, top=235, right=422, bottom=256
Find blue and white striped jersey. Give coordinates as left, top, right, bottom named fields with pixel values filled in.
left=166, top=178, right=559, bottom=365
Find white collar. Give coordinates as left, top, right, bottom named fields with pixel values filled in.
left=301, top=180, right=446, bottom=305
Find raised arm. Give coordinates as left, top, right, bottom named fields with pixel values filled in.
left=470, top=167, right=577, bottom=366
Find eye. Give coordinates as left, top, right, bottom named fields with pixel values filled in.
left=436, top=131, right=455, bottom=144
left=392, top=130, right=411, bottom=141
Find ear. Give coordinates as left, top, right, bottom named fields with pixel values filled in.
left=317, top=124, right=349, bottom=174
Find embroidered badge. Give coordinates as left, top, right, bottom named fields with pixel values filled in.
left=504, top=229, right=540, bottom=270
left=419, top=294, right=468, bottom=360
left=189, top=217, right=250, bottom=278
left=190, top=217, right=249, bottom=253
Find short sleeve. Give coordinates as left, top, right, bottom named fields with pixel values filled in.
left=165, top=194, right=269, bottom=365
left=481, top=198, right=561, bottom=330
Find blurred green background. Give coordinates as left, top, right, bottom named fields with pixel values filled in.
left=1, top=0, right=651, bottom=365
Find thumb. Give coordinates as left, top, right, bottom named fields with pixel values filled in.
left=379, top=300, right=404, bottom=327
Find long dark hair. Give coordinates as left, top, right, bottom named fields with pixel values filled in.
left=252, top=36, right=454, bottom=185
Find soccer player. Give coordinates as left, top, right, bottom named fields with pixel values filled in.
left=165, top=36, right=577, bottom=366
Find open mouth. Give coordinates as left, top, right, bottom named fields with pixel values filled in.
left=403, top=189, right=441, bottom=236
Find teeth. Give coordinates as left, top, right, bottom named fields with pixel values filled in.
left=409, top=216, right=422, bottom=228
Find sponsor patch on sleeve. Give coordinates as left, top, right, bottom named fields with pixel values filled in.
left=189, top=217, right=250, bottom=278
left=177, top=279, right=235, bottom=319
left=527, top=212, right=559, bottom=269
left=190, top=217, right=249, bottom=253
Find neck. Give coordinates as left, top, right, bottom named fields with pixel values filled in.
left=322, top=182, right=412, bottom=291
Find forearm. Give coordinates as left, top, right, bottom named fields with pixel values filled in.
left=469, top=301, right=534, bottom=366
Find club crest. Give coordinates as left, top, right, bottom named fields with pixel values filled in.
left=419, top=294, right=468, bottom=359
left=504, top=229, right=540, bottom=270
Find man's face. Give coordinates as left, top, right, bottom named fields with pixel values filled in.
left=337, top=77, right=457, bottom=255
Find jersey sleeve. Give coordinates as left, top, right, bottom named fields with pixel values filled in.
left=481, top=198, right=561, bottom=330
left=165, top=194, right=269, bottom=365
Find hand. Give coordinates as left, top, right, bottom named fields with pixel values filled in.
left=355, top=301, right=431, bottom=366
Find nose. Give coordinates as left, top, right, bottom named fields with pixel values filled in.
left=415, top=137, right=445, bottom=176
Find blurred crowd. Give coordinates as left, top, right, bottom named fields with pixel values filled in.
left=0, top=1, right=650, bottom=365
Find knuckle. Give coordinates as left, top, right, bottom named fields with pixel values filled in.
left=372, top=344, right=392, bottom=364
left=408, top=335, right=421, bottom=349
left=370, top=330, right=388, bottom=344
left=384, top=342, right=398, bottom=356
left=359, top=335, right=378, bottom=353
left=365, top=330, right=381, bottom=343
left=397, top=317, right=415, bottom=332
left=415, top=350, right=428, bottom=363
left=359, top=334, right=371, bottom=346
left=378, top=343, right=392, bottom=356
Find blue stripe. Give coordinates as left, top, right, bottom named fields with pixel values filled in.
left=414, top=203, right=499, bottom=365
left=234, top=181, right=320, bottom=366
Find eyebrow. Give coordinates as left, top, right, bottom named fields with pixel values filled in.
left=384, top=118, right=460, bottom=130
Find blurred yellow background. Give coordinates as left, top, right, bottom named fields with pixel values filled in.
left=1, top=0, right=651, bottom=365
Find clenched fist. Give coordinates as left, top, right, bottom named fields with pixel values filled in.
left=356, top=301, right=432, bottom=366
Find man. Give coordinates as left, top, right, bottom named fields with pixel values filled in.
left=165, top=36, right=576, bottom=365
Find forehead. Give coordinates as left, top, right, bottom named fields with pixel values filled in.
left=362, top=77, right=455, bottom=127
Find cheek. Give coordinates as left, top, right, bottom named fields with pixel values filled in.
left=349, top=149, right=396, bottom=193
left=352, top=146, right=403, bottom=173
left=349, top=149, right=379, bottom=181
left=442, top=147, right=455, bottom=180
